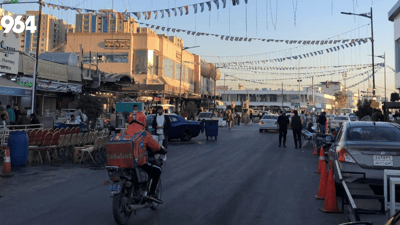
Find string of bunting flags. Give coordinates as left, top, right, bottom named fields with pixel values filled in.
left=137, top=22, right=367, bottom=45
left=212, top=38, right=372, bottom=67
left=224, top=63, right=379, bottom=72
left=224, top=66, right=381, bottom=83
left=42, top=0, right=247, bottom=22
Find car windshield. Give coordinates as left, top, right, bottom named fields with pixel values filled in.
left=335, top=117, right=349, bottom=121
left=199, top=113, right=212, bottom=118
left=262, top=115, right=278, bottom=120
left=347, top=126, right=400, bottom=142
left=350, top=117, right=357, bottom=121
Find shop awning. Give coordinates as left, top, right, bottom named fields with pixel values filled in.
left=0, top=77, right=32, bottom=96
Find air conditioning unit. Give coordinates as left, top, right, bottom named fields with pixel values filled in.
left=138, top=27, right=154, bottom=34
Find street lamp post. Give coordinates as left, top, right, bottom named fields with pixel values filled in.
left=342, top=7, right=375, bottom=97
left=297, top=79, right=302, bottom=109
left=179, top=45, right=199, bottom=116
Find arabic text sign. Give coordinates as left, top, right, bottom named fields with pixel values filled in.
left=0, top=86, right=32, bottom=96
left=0, top=29, right=19, bottom=74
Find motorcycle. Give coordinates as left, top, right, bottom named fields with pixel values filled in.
left=105, top=151, right=167, bottom=225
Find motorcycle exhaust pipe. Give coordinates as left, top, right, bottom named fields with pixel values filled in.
left=126, top=204, right=148, bottom=212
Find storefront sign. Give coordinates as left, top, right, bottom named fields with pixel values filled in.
left=16, top=77, right=34, bottom=88
left=37, top=81, right=82, bottom=93
left=0, top=86, right=31, bottom=96
left=104, top=39, right=130, bottom=49
left=20, top=55, right=68, bottom=82
left=116, top=102, right=144, bottom=113
left=0, top=29, right=20, bottom=74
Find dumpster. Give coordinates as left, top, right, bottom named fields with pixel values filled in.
left=202, top=119, right=219, bottom=140
left=7, top=131, right=29, bottom=166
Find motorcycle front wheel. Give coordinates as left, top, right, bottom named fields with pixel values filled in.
left=112, top=193, right=132, bottom=225
left=150, top=179, right=162, bottom=210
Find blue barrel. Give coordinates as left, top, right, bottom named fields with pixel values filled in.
left=205, top=120, right=219, bottom=137
left=7, top=131, right=29, bottom=166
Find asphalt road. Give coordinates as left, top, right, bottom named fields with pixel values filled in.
left=0, top=124, right=348, bottom=225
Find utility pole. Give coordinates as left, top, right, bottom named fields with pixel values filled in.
left=179, top=47, right=183, bottom=116
left=32, top=0, right=43, bottom=115
left=312, top=76, right=315, bottom=105
left=384, top=52, right=386, bottom=104
left=281, top=83, right=284, bottom=110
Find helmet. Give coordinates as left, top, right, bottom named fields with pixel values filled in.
left=128, top=111, right=146, bottom=127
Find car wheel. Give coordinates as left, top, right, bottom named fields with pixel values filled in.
left=180, top=129, right=192, bottom=142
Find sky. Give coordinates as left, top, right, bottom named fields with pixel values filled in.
left=2, top=0, right=399, bottom=97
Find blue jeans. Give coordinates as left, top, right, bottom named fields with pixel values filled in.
left=320, top=125, right=326, bottom=134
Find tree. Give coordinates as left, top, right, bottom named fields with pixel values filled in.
left=77, top=95, right=103, bottom=130
left=355, top=99, right=373, bottom=119
left=391, top=92, right=400, bottom=102
left=333, top=91, right=348, bottom=110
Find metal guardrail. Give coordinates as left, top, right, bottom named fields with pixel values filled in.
left=384, top=169, right=400, bottom=217
left=0, top=124, right=44, bottom=144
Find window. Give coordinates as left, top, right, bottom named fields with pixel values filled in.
left=43, top=16, right=45, bottom=19
left=270, top=94, right=278, bottom=102
left=42, top=27, right=45, bottom=30
left=163, top=57, right=174, bottom=79
left=41, top=38, right=44, bottom=41
left=42, top=22, right=45, bottom=24
left=41, top=44, right=44, bottom=47
left=169, top=116, right=178, bottom=123
left=42, top=33, right=44, bottom=36
left=41, top=49, right=44, bottom=53
left=134, top=50, right=148, bottom=74
left=33, top=43, right=37, bottom=47
left=175, top=63, right=181, bottom=81
left=102, top=18, right=109, bottom=33
left=84, top=26, right=89, bottom=31
left=84, top=21, right=89, bottom=25
left=84, top=15, right=89, bottom=19
left=91, top=15, right=96, bottom=33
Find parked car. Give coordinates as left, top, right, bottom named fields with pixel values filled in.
left=217, top=117, right=227, bottom=127
left=195, top=112, right=217, bottom=122
left=330, top=116, right=351, bottom=130
left=259, top=114, right=279, bottom=132
left=329, top=122, right=400, bottom=187
left=146, top=114, right=201, bottom=142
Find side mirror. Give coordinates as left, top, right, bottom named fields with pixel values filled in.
left=325, top=135, right=332, bottom=142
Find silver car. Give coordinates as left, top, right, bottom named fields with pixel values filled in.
left=259, top=114, right=279, bottom=132
left=330, top=122, right=400, bottom=185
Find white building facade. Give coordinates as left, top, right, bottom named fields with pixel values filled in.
left=389, top=2, right=400, bottom=90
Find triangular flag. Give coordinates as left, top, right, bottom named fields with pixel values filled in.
left=200, top=3, right=205, bottom=12
left=165, top=9, right=171, bottom=17
left=154, top=11, right=158, bottom=19
left=244, top=0, right=248, bottom=3
left=76, top=8, right=82, bottom=14
left=167, top=28, right=171, bottom=32
left=213, top=0, right=220, bottom=9
left=193, top=4, right=198, bottom=14
left=221, top=0, right=227, bottom=8
left=206, top=1, right=212, bottom=11
left=133, top=12, right=141, bottom=19
left=160, top=10, right=165, bottom=18
left=161, top=27, right=165, bottom=31
left=147, top=11, right=151, bottom=20
left=172, top=8, right=177, bottom=16
left=184, top=6, right=189, bottom=15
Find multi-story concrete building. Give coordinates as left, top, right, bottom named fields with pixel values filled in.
left=221, top=89, right=335, bottom=111
left=389, top=2, right=400, bottom=90
left=18, top=11, right=74, bottom=54
left=75, top=9, right=138, bottom=34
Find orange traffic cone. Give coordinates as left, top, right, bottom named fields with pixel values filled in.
left=0, top=148, right=13, bottom=177
left=315, top=147, right=325, bottom=174
left=315, top=159, right=328, bottom=200
left=312, top=145, right=318, bottom=155
left=320, top=168, right=342, bottom=213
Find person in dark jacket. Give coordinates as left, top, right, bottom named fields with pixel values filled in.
left=276, top=110, right=289, bottom=147
left=318, top=112, right=327, bottom=134
left=291, top=110, right=303, bottom=149
left=152, top=106, right=171, bottom=148
left=17, top=112, right=31, bottom=125
left=30, top=113, right=40, bottom=128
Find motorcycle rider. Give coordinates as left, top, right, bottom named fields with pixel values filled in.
left=126, top=111, right=167, bottom=204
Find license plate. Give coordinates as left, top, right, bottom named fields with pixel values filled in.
left=373, top=155, right=393, bottom=166
left=107, top=183, right=122, bottom=191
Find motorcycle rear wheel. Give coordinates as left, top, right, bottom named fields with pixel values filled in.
left=112, top=193, right=132, bottom=225
left=150, top=179, right=162, bottom=210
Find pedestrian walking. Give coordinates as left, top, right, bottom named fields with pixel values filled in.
left=14, top=104, right=21, bottom=119
left=237, top=113, right=241, bottom=126
left=6, top=105, right=15, bottom=124
left=30, top=113, right=40, bottom=128
left=226, top=109, right=234, bottom=130
left=250, top=112, right=253, bottom=123
left=291, top=110, right=303, bottom=149
left=276, top=110, right=289, bottom=147
left=318, top=112, right=327, bottom=134
left=152, top=106, right=171, bottom=148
